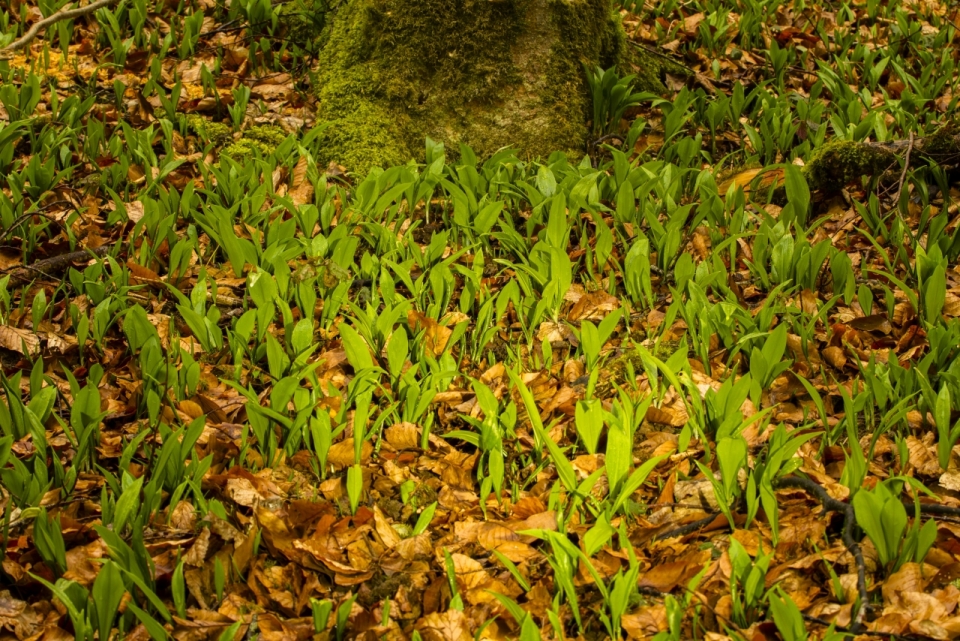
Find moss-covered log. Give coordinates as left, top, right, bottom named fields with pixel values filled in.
left=310, top=0, right=664, bottom=172
left=802, top=127, right=960, bottom=193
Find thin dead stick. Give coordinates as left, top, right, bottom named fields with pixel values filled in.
left=0, top=0, right=118, bottom=56
left=892, top=130, right=915, bottom=208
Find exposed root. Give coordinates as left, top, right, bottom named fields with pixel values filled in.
left=775, top=475, right=869, bottom=634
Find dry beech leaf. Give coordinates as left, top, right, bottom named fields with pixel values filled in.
left=0, top=326, right=39, bottom=355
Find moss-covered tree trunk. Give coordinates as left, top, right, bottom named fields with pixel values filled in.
left=312, top=0, right=648, bottom=172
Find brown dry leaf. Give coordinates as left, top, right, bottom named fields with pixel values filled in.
left=224, top=477, right=263, bottom=507
left=536, top=320, right=576, bottom=344
left=374, top=506, right=402, bottom=549
left=943, top=291, right=960, bottom=317
left=63, top=539, right=108, bottom=586
left=125, top=200, right=146, bottom=222
left=183, top=528, right=212, bottom=566
left=907, top=436, right=942, bottom=477
left=637, top=561, right=704, bottom=592
left=127, top=261, right=163, bottom=285
left=0, top=326, right=39, bottom=355
left=823, top=345, right=847, bottom=369
left=328, top=438, right=373, bottom=470
left=384, top=422, right=420, bottom=450
left=416, top=609, right=473, bottom=641
left=622, top=604, right=668, bottom=639
left=408, top=310, right=452, bottom=356
left=289, top=155, right=315, bottom=206
left=567, top=290, right=620, bottom=322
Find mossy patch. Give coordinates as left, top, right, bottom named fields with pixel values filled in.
left=220, top=125, right=289, bottom=160
left=312, top=0, right=637, bottom=173
left=803, top=139, right=896, bottom=193
left=187, top=115, right=232, bottom=147
left=918, top=123, right=960, bottom=162
left=277, top=0, right=328, bottom=56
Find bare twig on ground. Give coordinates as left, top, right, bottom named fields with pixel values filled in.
left=892, top=131, right=915, bottom=207
left=802, top=613, right=921, bottom=640
left=775, top=475, right=868, bottom=634
left=650, top=513, right=724, bottom=541
left=3, top=245, right=112, bottom=284
left=0, top=0, right=119, bottom=57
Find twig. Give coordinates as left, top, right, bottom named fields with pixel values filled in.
left=802, top=613, right=921, bottom=640
left=591, top=133, right=626, bottom=147
left=908, top=501, right=960, bottom=518
left=2, top=244, right=113, bottom=284
left=892, top=131, right=915, bottom=208
left=775, top=475, right=868, bottom=634
left=0, top=0, right=119, bottom=56
left=651, top=513, right=723, bottom=541
left=627, top=40, right=692, bottom=70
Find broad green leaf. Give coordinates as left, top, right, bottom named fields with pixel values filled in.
left=339, top=324, right=374, bottom=371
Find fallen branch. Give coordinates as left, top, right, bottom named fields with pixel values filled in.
left=775, top=475, right=869, bottom=634
left=803, top=127, right=960, bottom=195
left=651, top=513, right=724, bottom=541
left=0, top=0, right=118, bottom=56
left=3, top=245, right=113, bottom=284
left=907, top=501, right=960, bottom=518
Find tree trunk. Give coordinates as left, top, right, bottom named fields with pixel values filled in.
left=311, top=0, right=659, bottom=172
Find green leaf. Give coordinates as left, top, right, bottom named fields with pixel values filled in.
left=126, top=601, right=170, bottom=641
left=93, top=561, right=126, bottom=641
left=612, top=454, right=668, bottom=514
left=346, top=464, right=364, bottom=514
left=413, top=501, right=437, bottom=536
left=112, top=474, right=144, bottom=534
left=492, top=550, right=531, bottom=591
left=507, top=368, right=577, bottom=492
left=339, top=324, right=374, bottom=371
left=386, top=329, right=408, bottom=379
left=575, top=399, right=603, bottom=455
left=605, top=418, right=631, bottom=491
left=852, top=488, right=889, bottom=565
left=924, top=264, right=947, bottom=322
left=784, top=163, right=810, bottom=225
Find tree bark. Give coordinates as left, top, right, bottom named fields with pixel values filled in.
left=310, top=0, right=661, bottom=172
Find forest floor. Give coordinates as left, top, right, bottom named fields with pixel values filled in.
left=1, top=0, right=960, bottom=639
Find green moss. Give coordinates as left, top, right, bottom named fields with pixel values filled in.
left=187, top=116, right=232, bottom=146
left=245, top=125, right=288, bottom=148
left=919, top=123, right=960, bottom=161
left=312, top=0, right=634, bottom=173
left=220, top=125, right=288, bottom=160
left=277, top=0, right=328, bottom=55
left=803, top=139, right=896, bottom=193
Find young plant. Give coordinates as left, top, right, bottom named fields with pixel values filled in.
left=852, top=479, right=937, bottom=575
left=937, top=384, right=960, bottom=470
left=728, top=537, right=773, bottom=627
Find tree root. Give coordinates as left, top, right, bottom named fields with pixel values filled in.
left=643, top=476, right=960, bottom=637
left=775, top=475, right=869, bottom=634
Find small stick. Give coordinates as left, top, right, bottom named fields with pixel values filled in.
left=0, top=0, right=119, bottom=56
left=651, top=513, right=723, bottom=541
left=892, top=130, right=915, bottom=209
